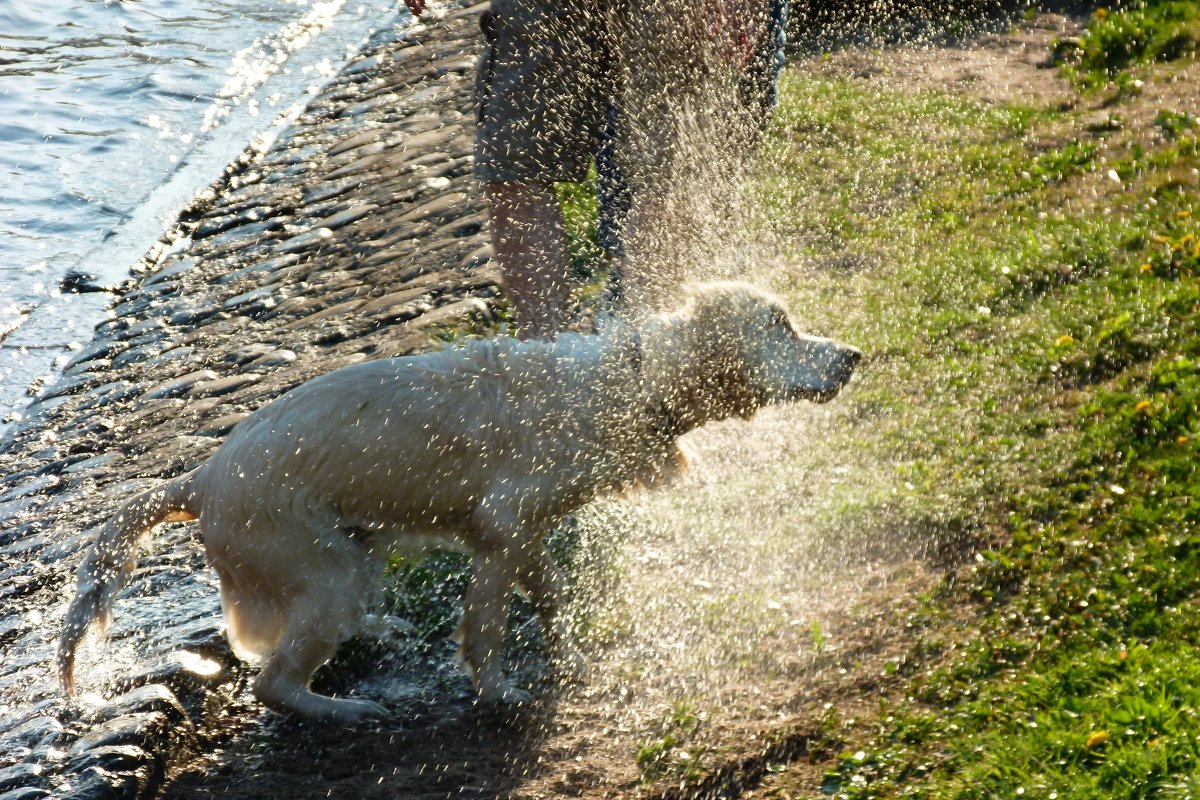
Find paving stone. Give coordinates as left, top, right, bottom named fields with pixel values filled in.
left=143, top=371, right=219, bottom=401
left=0, top=476, right=60, bottom=504
left=245, top=349, right=297, bottom=370
left=67, top=714, right=176, bottom=758
left=108, top=651, right=227, bottom=698
left=142, top=257, right=196, bottom=286
left=0, top=787, right=50, bottom=800
left=193, top=413, right=248, bottom=438
left=53, top=764, right=143, bottom=800
left=0, top=763, right=46, bottom=794
left=316, top=203, right=380, bottom=231
left=62, top=747, right=148, bottom=781
left=186, top=374, right=261, bottom=399
left=61, top=454, right=120, bottom=476
left=3, top=718, right=64, bottom=754
left=86, top=686, right=189, bottom=729
left=220, top=285, right=279, bottom=312
left=77, top=382, right=140, bottom=412
left=0, top=4, right=496, bottom=796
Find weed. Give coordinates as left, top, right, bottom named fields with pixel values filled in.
left=636, top=701, right=708, bottom=784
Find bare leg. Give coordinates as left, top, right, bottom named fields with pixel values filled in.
left=486, top=181, right=573, bottom=340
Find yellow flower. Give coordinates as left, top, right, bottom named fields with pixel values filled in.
left=1135, top=399, right=1153, bottom=414
left=1179, top=435, right=1190, bottom=445
left=1139, top=262, right=1153, bottom=273
left=1086, top=731, right=1111, bottom=749
left=1093, top=7, right=1109, bottom=20
left=1179, top=210, right=1192, bottom=219
left=1056, top=334, right=1076, bottom=346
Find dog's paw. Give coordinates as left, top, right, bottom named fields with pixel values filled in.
left=327, top=697, right=390, bottom=724
left=479, top=683, right=533, bottom=706
left=553, top=644, right=589, bottom=685
left=360, top=613, right=418, bottom=647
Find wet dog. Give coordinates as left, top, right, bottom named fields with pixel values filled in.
left=58, top=282, right=861, bottom=722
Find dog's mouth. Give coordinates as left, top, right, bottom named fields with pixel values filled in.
left=787, top=345, right=863, bottom=403
left=789, top=384, right=845, bottom=404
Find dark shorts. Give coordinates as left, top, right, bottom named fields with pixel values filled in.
left=474, top=0, right=619, bottom=184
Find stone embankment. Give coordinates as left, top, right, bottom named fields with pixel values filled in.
left=0, top=3, right=495, bottom=796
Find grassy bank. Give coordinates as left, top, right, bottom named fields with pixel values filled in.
left=750, top=2, right=1200, bottom=798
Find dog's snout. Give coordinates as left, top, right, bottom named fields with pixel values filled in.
left=845, top=346, right=863, bottom=367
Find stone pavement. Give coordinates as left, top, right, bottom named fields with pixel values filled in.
left=0, top=3, right=497, bottom=796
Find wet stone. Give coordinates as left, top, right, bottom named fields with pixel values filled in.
left=0, top=787, right=50, bottom=800
left=142, top=347, right=196, bottom=369
left=220, top=285, right=279, bottom=312
left=67, top=713, right=176, bottom=758
left=144, top=619, right=230, bottom=663
left=0, top=763, right=45, bottom=794
left=61, top=358, right=112, bottom=379
left=61, top=454, right=120, bottom=476
left=110, top=345, right=166, bottom=371
left=0, top=615, right=31, bottom=649
left=302, top=178, right=363, bottom=206
left=0, top=475, right=60, bottom=504
left=36, top=526, right=96, bottom=565
left=111, top=651, right=227, bottom=699
left=410, top=297, right=492, bottom=330
left=142, top=257, right=196, bottom=286
left=164, top=301, right=221, bottom=328
left=62, top=746, right=148, bottom=782
left=37, top=374, right=103, bottom=403
left=0, top=567, right=48, bottom=602
left=54, top=764, right=143, bottom=800
left=194, top=413, right=247, bottom=437
left=78, top=381, right=140, bottom=411
left=87, top=686, right=189, bottom=729
left=221, top=343, right=274, bottom=365
left=200, top=218, right=285, bottom=251
left=3, top=718, right=64, bottom=755
left=62, top=342, right=126, bottom=373
left=192, top=207, right=277, bottom=241
left=246, top=349, right=296, bottom=370
left=186, top=373, right=261, bottom=399
left=316, top=203, right=380, bottom=231
left=144, top=371, right=219, bottom=401
left=327, top=128, right=388, bottom=157
left=398, top=192, right=470, bottom=225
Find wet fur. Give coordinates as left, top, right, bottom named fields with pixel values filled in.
left=57, top=282, right=860, bottom=722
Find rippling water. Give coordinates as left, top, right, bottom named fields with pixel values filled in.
left=0, top=0, right=405, bottom=435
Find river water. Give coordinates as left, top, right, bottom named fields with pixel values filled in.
left=0, top=0, right=409, bottom=437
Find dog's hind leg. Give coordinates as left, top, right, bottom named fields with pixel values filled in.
left=214, top=564, right=287, bottom=663
left=251, top=541, right=386, bottom=723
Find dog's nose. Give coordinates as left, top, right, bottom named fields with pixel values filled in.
left=844, top=345, right=863, bottom=368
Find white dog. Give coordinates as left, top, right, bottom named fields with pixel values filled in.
left=58, top=282, right=860, bottom=722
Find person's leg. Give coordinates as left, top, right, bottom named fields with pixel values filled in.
left=486, top=181, right=573, bottom=340
left=474, top=1, right=610, bottom=338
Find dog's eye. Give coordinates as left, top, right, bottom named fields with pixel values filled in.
left=771, top=309, right=791, bottom=329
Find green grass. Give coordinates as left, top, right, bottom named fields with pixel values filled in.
left=368, top=3, right=1200, bottom=792
left=1057, top=1, right=1200, bottom=87
left=740, top=2, right=1200, bottom=798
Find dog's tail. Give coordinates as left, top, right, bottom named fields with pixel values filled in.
left=57, top=469, right=201, bottom=696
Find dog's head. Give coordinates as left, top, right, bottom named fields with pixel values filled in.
left=685, top=282, right=862, bottom=413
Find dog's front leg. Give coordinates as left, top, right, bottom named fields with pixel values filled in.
left=459, top=544, right=531, bottom=705
left=518, top=545, right=586, bottom=681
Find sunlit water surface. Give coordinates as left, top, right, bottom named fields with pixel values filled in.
left=0, top=0, right=407, bottom=438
